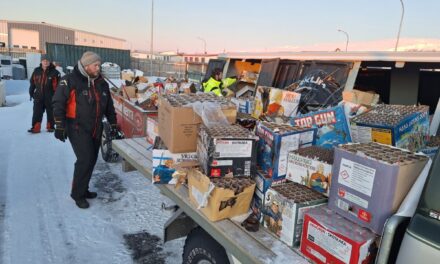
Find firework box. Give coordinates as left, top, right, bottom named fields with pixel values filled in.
left=158, top=96, right=237, bottom=153
left=197, top=124, right=258, bottom=177
left=187, top=169, right=256, bottom=222
left=286, top=147, right=333, bottom=196
left=146, top=116, right=159, bottom=144
left=301, top=206, right=377, bottom=264
left=251, top=171, right=287, bottom=222
left=291, top=105, right=352, bottom=149
left=253, top=86, right=301, bottom=119
left=328, top=143, right=429, bottom=234
left=350, top=105, right=429, bottom=152
left=262, top=182, right=327, bottom=247
left=256, top=122, right=317, bottom=180
left=231, top=97, right=254, bottom=114
left=253, top=169, right=287, bottom=194
left=152, top=138, right=198, bottom=184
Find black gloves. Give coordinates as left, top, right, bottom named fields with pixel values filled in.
left=54, top=119, right=67, bottom=142
left=110, top=124, right=119, bottom=138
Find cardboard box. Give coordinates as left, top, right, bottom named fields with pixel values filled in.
left=350, top=104, right=429, bottom=152
left=231, top=97, right=254, bottom=114
left=146, top=116, right=159, bottom=144
left=301, top=206, right=377, bottom=264
left=158, top=95, right=237, bottom=153
left=329, top=143, right=429, bottom=234
left=256, top=121, right=317, bottom=180
left=197, top=124, right=258, bottom=177
left=262, top=182, right=327, bottom=247
left=123, top=85, right=137, bottom=100
left=188, top=170, right=256, bottom=221
left=420, top=136, right=439, bottom=158
left=286, top=146, right=334, bottom=196
left=152, top=138, right=198, bottom=184
left=253, top=86, right=301, bottom=119
left=251, top=171, right=286, bottom=223
left=343, top=89, right=379, bottom=106
left=291, top=105, right=352, bottom=149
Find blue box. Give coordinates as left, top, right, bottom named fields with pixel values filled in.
left=291, top=105, right=352, bottom=149
left=256, top=122, right=316, bottom=180
left=350, top=105, right=429, bottom=152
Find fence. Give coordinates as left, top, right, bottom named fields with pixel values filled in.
left=131, top=58, right=207, bottom=82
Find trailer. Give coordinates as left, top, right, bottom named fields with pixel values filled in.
left=100, top=90, right=157, bottom=162
left=112, top=138, right=309, bottom=264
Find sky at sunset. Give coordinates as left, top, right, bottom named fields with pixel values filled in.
left=1, top=0, right=440, bottom=53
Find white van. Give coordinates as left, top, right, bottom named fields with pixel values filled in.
left=0, top=55, right=13, bottom=79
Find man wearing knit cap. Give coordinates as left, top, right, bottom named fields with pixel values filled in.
left=28, top=54, right=60, bottom=133
left=53, top=51, right=118, bottom=209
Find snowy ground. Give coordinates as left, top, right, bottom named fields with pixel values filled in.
left=0, top=80, right=184, bottom=264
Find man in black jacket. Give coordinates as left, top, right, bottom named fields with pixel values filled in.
left=52, top=51, right=117, bottom=209
left=28, top=54, right=60, bottom=133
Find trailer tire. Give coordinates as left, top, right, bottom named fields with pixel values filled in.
left=182, top=227, right=230, bottom=264
left=100, top=121, right=119, bottom=163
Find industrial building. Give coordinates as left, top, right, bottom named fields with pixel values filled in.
left=0, top=20, right=126, bottom=52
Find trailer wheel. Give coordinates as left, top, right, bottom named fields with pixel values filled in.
left=182, top=227, right=229, bottom=264
left=101, top=121, right=119, bottom=162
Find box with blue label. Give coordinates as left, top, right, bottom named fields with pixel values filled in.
left=152, top=137, right=198, bottom=184
left=256, top=121, right=317, bottom=180
left=350, top=104, right=429, bottom=152
left=231, top=97, right=254, bottom=114
left=291, top=105, right=351, bottom=149
left=420, top=136, right=440, bottom=158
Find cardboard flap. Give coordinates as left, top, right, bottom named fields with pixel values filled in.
left=343, top=89, right=379, bottom=106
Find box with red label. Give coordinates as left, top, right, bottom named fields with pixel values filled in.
left=146, top=116, right=159, bottom=144
left=329, top=143, right=429, bottom=234
left=197, top=124, right=258, bottom=177
left=301, top=206, right=377, bottom=264
left=291, top=105, right=351, bottom=149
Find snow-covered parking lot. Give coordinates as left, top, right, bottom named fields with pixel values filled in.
left=0, top=80, right=183, bottom=264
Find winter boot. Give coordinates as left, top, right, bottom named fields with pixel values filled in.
left=75, top=199, right=90, bottom=209
left=46, top=122, right=55, bottom=132
left=86, top=191, right=97, bottom=199
left=27, top=122, right=41, bottom=133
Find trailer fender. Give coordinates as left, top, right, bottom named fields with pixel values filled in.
left=164, top=208, right=198, bottom=243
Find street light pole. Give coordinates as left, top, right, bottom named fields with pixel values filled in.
left=150, top=0, right=154, bottom=76
left=337, top=29, right=349, bottom=52
left=395, top=0, right=405, bottom=52
left=197, top=37, right=207, bottom=54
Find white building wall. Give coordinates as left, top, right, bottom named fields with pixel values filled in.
left=74, top=31, right=125, bottom=49
left=0, top=21, right=8, bottom=47
left=10, top=28, right=39, bottom=49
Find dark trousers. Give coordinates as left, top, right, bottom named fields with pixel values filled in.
left=68, top=128, right=101, bottom=200
left=32, top=97, right=54, bottom=128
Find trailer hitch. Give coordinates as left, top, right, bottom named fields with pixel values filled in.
left=161, top=203, right=179, bottom=212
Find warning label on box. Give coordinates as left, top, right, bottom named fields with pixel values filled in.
left=338, top=158, right=376, bottom=197
left=350, top=125, right=372, bottom=143
left=307, top=221, right=352, bottom=263
left=371, top=128, right=392, bottom=145
left=215, top=140, right=252, bottom=158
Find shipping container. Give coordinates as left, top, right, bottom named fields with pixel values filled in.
left=46, top=42, right=130, bottom=69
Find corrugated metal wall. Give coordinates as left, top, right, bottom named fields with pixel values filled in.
left=46, top=43, right=130, bottom=69
left=7, top=22, right=74, bottom=51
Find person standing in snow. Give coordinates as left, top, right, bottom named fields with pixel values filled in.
left=28, top=54, right=61, bottom=133
left=52, top=51, right=118, bottom=209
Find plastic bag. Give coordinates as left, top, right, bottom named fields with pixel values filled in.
left=191, top=101, right=229, bottom=128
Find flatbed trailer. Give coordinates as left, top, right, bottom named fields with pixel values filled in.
left=112, top=138, right=309, bottom=264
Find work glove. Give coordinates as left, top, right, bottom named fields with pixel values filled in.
left=110, top=124, right=119, bottom=138
left=54, top=119, right=67, bottom=142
